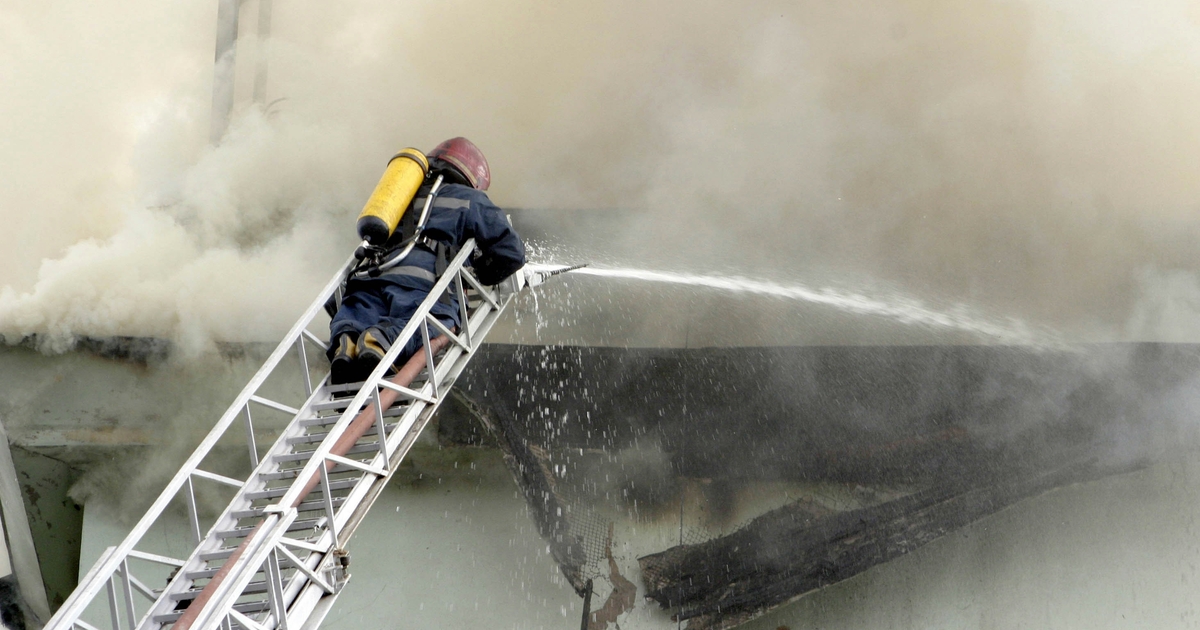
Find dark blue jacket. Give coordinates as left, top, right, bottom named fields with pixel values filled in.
left=366, top=183, right=526, bottom=290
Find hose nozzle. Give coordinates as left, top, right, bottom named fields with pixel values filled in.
left=526, top=263, right=589, bottom=288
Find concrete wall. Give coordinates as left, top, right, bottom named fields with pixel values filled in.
left=78, top=449, right=581, bottom=630
left=73, top=447, right=1200, bottom=630
left=9, top=447, right=81, bottom=612
left=5, top=338, right=1200, bottom=629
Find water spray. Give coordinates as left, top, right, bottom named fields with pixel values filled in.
left=535, top=264, right=1062, bottom=347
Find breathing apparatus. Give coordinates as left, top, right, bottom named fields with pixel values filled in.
left=319, top=149, right=446, bottom=318
left=350, top=149, right=445, bottom=277
left=356, top=148, right=429, bottom=246
left=325, top=145, right=589, bottom=317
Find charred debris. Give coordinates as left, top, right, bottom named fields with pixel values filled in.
left=450, top=342, right=1200, bottom=629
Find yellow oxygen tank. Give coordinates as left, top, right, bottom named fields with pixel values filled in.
left=356, top=148, right=430, bottom=245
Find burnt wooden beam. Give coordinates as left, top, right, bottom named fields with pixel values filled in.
left=638, top=457, right=1140, bottom=630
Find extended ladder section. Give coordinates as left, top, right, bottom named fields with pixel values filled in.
left=47, top=240, right=516, bottom=630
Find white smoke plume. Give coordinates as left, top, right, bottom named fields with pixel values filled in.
left=3, top=0, right=1200, bottom=349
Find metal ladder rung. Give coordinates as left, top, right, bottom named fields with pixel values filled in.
left=153, top=600, right=271, bottom=624
left=321, top=378, right=430, bottom=400
left=322, top=382, right=365, bottom=395
left=298, top=415, right=335, bottom=428
left=274, top=443, right=378, bottom=463
left=183, top=567, right=227, bottom=581
left=170, top=580, right=269, bottom=602
left=287, top=423, right=397, bottom=446
left=271, top=459, right=382, bottom=482
left=199, top=548, right=239, bottom=562
left=262, top=460, right=374, bottom=482
left=244, top=478, right=360, bottom=501
left=286, top=433, right=331, bottom=446
left=298, top=406, right=408, bottom=427
left=232, top=497, right=346, bottom=520
left=310, top=399, right=354, bottom=412
left=310, top=395, right=417, bottom=414
left=261, top=467, right=354, bottom=481
left=215, top=517, right=327, bottom=540
left=197, top=546, right=309, bottom=564
left=184, top=555, right=301, bottom=581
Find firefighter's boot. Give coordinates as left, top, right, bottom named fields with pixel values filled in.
left=329, top=333, right=360, bottom=385
left=355, top=328, right=398, bottom=377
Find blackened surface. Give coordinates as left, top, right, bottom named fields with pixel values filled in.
left=456, top=342, right=1200, bottom=627
left=3, top=335, right=171, bottom=365
left=435, top=394, right=498, bottom=447
left=460, top=343, right=1199, bottom=485
left=0, top=575, right=28, bottom=630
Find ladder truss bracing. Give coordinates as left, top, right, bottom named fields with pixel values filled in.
left=47, top=239, right=514, bottom=630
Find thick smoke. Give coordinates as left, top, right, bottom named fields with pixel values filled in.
left=3, top=0, right=1200, bottom=348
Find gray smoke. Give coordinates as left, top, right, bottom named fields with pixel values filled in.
left=4, top=0, right=1200, bottom=349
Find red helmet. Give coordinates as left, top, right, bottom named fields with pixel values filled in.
left=428, top=137, right=491, bottom=191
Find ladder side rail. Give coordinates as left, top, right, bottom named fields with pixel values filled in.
left=188, top=509, right=298, bottom=630
left=454, top=273, right=473, bottom=347
left=187, top=242, right=482, bottom=629
left=282, top=292, right=513, bottom=630
left=138, top=377, right=339, bottom=630
left=269, top=241, right=479, bottom=516
left=325, top=359, right=450, bottom=539
left=256, top=351, right=465, bottom=630
left=341, top=267, right=506, bottom=537
left=202, top=390, right=421, bottom=630
left=179, top=278, right=505, bottom=630
left=46, top=255, right=354, bottom=630
left=226, top=256, right=507, bottom=630
left=134, top=383, right=334, bottom=628
left=271, top=279, right=513, bottom=630
left=272, top=255, right=496, bottom=626
left=285, top=583, right=331, bottom=630
left=370, top=305, right=491, bottom=474
left=302, top=254, right=495, bottom=542
left=151, top=243, right=511, bottom=630
left=375, top=292, right=506, bottom=464
left=431, top=294, right=509, bottom=394
left=251, top=531, right=333, bottom=630
left=339, top=340, right=482, bottom=538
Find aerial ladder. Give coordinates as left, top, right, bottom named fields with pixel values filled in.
left=43, top=240, right=571, bottom=630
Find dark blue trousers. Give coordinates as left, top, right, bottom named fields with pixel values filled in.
left=328, top=280, right=459, bottom=365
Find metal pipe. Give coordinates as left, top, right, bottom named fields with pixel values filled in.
left=210, top=0, right=239, bottom=144
left=252, top=0, right=272, bottom=104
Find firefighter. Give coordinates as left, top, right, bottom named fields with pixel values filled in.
left=327, top=137, right=526, bottom=384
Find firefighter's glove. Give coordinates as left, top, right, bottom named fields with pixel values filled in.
left=495, top=267, right=528, bottom=298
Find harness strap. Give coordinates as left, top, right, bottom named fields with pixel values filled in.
left=377, top=265, right=437, bottom=283
left=331, top=185, right=466, bottom=312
